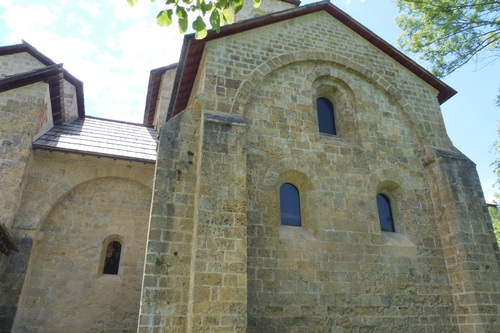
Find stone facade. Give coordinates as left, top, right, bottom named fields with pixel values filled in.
left=0, top=43, right=156, bottom=332
left=1, top=1, right=499, bottom=333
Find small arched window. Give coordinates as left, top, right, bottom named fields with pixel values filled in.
left=103, top=241, right=122, bottom=275
left=376, top=194, right=395, bottom=232
left=280, top=183, right=301, bottom=226
left=317, top=97, right=336, bottom=135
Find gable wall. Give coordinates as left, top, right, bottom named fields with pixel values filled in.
left=201, top=11, right=453, bottom=150
left=144, top=9, right=500, bottom=333
left=0, top=53, right=46, bottom=78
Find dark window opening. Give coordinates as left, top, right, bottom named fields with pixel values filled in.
left=280, top=183, right=301, bottom=226
left=103, top=241, right=121, bottom=275
left=317, top=97, right=336, bottom=135
left=376, top=194, right=395, bottom=232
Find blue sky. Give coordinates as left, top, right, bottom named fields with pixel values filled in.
left=1, top=0, right=499, bottom=201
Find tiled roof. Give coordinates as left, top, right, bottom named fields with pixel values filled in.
left=33, top=116, right=157, bottom=163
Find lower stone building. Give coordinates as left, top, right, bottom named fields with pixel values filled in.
left=1, top=1, right=499, bottom=332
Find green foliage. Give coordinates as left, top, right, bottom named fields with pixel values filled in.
left=130, top=0, right=261, bottom=39
left=396, top=0, right=500, bottom=78
left=488, top=206, right=500, bottom=245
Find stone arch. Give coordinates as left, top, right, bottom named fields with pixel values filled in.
left=13, top=176, right=152, bottom=331
left=367, top=174, right=421, bottom=241
left=263, top=158, right=319, bottom=190
left=309, top=72, right=360, bottom=143
left=41, top=176, right=151, bottom=228
left=99, top=234, right=125, bottom=276
left=261, top=160, right=321, bottom=235
left=232, top=51, right=426, bottom=147
left=14, top=173, right=152, bottom=234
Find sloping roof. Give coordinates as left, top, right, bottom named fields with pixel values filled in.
left=0, top=40, right=85, bottom=118
left=167, top=0, right=456, bottom=120
left=33, top=116, right=158, bottom=163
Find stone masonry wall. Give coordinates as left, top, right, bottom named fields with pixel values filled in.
left=426, top=149, right=500, bottom=333
left=235, top=0, right=296, bottom=22
left=154, top=67, right=177, bottom=130
left=139, top=107, right=201, bottom=332
left=0, top=83, right=48, bottom=229
left=0, top=82, right=50, bottom=330
left=1, top=150, right=154, bottom=332
left=62, top=80, right=79, bottom=124
left=242, top=59, right=456, bottom=332
left=139, top=102, right=249, bottom=332
left=0, top=53, right=46, bottom=78
left=141, top=7, right=498, bottom=332
left=202, top=11, right=453, bottom=150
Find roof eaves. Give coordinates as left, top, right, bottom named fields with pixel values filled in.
left=0, top=41, right=85, bottom=117
left=32, top=144, right=157, bottom=164
left=0, top=63, right=63, bottom=92
left=0, top=41, right=57, bottom=66
left=167, top=35, right=193, bottom=121
left=168, top=1, right=456, bottom=118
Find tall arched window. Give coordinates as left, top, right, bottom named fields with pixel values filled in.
left=317, top=97, right=336, bottom=135
left=280, top=183, right=301, bottom=226
left=376, top=194, right=395, bottom=232
left=103, top=241, right=122, bottom=275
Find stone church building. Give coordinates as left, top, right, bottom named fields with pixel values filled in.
left=1, top=1, right=499, bottom=332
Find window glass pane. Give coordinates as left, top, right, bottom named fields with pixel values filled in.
left=317, top=97, right=336, bottom=135
left=280, top=183, right=301, bottom=226
left=376, top=194, right=395, bottom=232
left=103, top=241, right=122, bottom=275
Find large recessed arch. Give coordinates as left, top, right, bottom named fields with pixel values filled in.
left=13, top=176, right=152, bottom=331
left=231, top=51, right=427, bottom=149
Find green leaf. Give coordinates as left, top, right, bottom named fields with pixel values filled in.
left=195, top=28, right=208, bottom=39
left=222, top=6, right=233, bottom=24
left=157, top=9, right=173, bottom=26
left=166, top=0, right=176, bottom=4
left=192, top=16, right=207, bottom=32
left=176, top=6, right=187, bottom=19
left=200, top=2, right=214, bottom=15
left=253, top=0, right=261, bottom=8
left=127, top=0, right=138, bottom=6
left=178, top=16, right=188, bottom=34
left=210, top=9, right=221, bottom=32
left=215, top=0, right=228, bottom=10
left=233, top=0, right=244, bottom=14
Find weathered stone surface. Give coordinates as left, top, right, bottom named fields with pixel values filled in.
left=139, top=4, right=499, bottom=333
left=2, top=1, right=499, bottom=332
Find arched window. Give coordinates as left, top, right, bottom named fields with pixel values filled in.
left=103, top=241, right=122, bottom=275
left=280, top=183, right=301, bottom=226
left=376, top=194, right=395, bottom=232
left=317, top=97, right=336, bottom=135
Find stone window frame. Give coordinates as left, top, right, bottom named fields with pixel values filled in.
left=375, top=181, right=405, bottom=235
left=98, top=234, right=124, bottom=277
left=276, top=170, right=315, bottom=233
left=312, top=76, right=358, bottom=143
